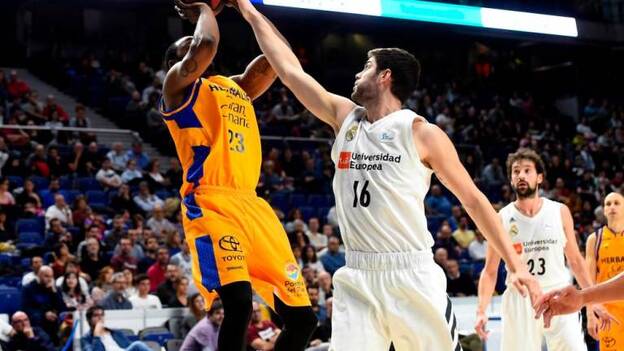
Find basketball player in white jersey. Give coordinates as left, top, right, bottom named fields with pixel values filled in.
left=475, top=149, right=592, bottom=351
left=235, top=1, right=539, bottom=350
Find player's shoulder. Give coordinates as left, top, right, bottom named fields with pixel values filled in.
left=498, top=202, right=514, bottom=216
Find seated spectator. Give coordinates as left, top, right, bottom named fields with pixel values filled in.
left=21, top=266, right=67, bottom=343
left=70, top=104, right=95, bottom=143
left=482, top=158, right=506, bottom=190
left=111, top=184, right=137, bottom=215
left=91, top=266, right=114, bottom=305
left=56, top=259, right=89, bottom=293
left=146, top=204, right=174, bottom=238
left=96, top=158, right=122, bottom=189
left=44, top=218, right=70, bottom=249
left=307, top=298, right=332, bottom=350
left=180, top=300, right=223, bottom=351
left=452, top=216, right=475, bottom=249
left=51, top=243, right=75, bottom=278
left=82, top=142, right=103, bottom=173
left=14, top=178, right=42, bottom=213
left=45, top=193, right=73, bottom=229
left=317, top=271, right=333, bottom=304
left=22, top=255, right=43, bottom=286
left=126, top=142, right=149, bottom=171
left=121, top=159, right=143, bottom=186
left=100, top=272, right=132, bottom=310
left=7, top=311, right=55, bottom=351
left=171, top=239, right=197, bottom=294
left=144, top=159, right=166, bottom=190
left=0, top=177, right=15, bottom=206
left=81, top=306, right=152, bottom=351
left=165, top=158, right=183, bottom=190
left=156, top=264, right=180, bottom=305
left=123, top=269, right=137, bottom=297
left=106, top=142, right=129, bottom=172
left=303, top=245, right=325, bottom=273
left=445, top=259, right=476, bottom=297
left=77, top=224, right=103, bottom=260
left=129, top=274, right=162, bottom=309
left=104, top=215, right=127, bottom=249
left=168, top=277, right=189, bottom=308
left=47, top=146, right=67, bottom=178
left=433, top=223, right=461, bottom=259
left=180, top=294, right=206, bottom=337
left=468, top=230, right=487, bottom=262
left=133, top=181, right=163, bottom=214
left=306, top=217, right=327, bottom=251
left=138, top=236, right=159, bottom=273
left=42, top=94, right=69, bottom=123
left=147, top=247, right=170, bottom=291
left=7, top=70, right=31, bottom=99
left=80, top=238, right=107, bottom=282
left=110, top=236, right=138, bottom=273
left=425, top=185, right=452, bottom=217
left=247, top=302, right=281, bottom=350
left=308, top=285, right=326, bottom=323
left=113, top=229, right=144, bottom=261
left=61, top=271, right=93, bottom=311
left=434, top=247, right=449, bottom=268
left=319, top=236, right=345, bottom=275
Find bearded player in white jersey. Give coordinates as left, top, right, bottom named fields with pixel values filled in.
left=475, top=149, right=599, bottom=350
left=233, top=1, right=540, bottom=350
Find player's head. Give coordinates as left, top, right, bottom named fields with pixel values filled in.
left=351, top=48, right=420, bottom=106
left=506, top=148, right=545, bottom=199
left=603, top=192, right=624, bottom=224
left=163, top=36, right=215, bottom=75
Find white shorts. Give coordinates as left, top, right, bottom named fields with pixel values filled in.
left=329, top=251, right=461, bottom=351
left=501, top=287, right=586, bottom=351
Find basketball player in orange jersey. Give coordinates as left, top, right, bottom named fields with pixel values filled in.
left=235, top=0, right=540, bottom=350
left=160, top=2, right=316, bottom=351
left=536, top=192, right=624, bottom=350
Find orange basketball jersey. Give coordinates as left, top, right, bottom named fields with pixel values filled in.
left=160, top=75, right=261, bottom=196
left=595, top=225, right=624, bottom=351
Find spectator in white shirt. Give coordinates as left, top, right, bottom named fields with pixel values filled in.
left=133, top=181, right=163, bottom=214
left=22, top=256, right=43, bottom=287
left=468, top=230, right=487, bottom=262
left=305, top=217, right=327, bottom=251
left=45, top=193, right=73, bottom=229
left=96, top=158, right=122, bottom=189
left=106, top=142, right=129, bottom=172
left=121, top=159, right=143, bottom=185
left=146, top=204, right=175, bottom=237
left=129, top=274, right=162, bottom=309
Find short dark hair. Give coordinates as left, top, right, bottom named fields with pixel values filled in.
left=164, top=41, right=180, bottom=71
left=134, top=273, right=150, bottom=285
left=505, top=148, right=546, bottom=179
left=368, top=48, right=421, bottom=104
left=208, top=300, right=223, bottom=315
left=86, top=305, right=104, bottom=320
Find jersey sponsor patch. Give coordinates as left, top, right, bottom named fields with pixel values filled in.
left=338, top=151, right=352, bottom=169
left=513, top=242, right=523, bottom=255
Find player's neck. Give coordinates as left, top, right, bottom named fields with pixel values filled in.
left=514, top=195, right=543, bottom=217
left=607, top=220, right=624, bottom=234
left=364, top=96, right=402, bottom=122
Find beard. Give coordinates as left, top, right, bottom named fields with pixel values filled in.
left=351, top=80, right=377, bottom=105
left=513, top=182, right=538, bottom=199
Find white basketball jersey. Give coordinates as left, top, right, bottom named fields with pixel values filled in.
left=499, top=198, right=571, bottom=288
left=331, top=107, right=434, bottom=252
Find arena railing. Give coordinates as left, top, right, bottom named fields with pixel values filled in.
left=0, top=124, right=143, bottom=143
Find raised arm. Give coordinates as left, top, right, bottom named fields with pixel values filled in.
left=561, top=205, right=592, bottom=289
left=236, top=0, right=355, bottom=131
left=163, top=1, right=220, bottom=109
left=413, top=121, right=540, bottom=301
left=475, top=245, right=502, bottom=340
left=230, top=55, right=277, bottom=101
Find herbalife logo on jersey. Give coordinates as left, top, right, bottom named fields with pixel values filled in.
left=338, top=151, right=401, bottom=171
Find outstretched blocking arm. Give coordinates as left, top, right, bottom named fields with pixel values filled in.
left=237, top=0, right=355, bottom=131
left=231, top=55, right=277, bottom=101
left=163, top=1, right=220, bottom=109
left=413, top=121, right=540, bottom=301
left=475, top=245, right=502, bottom=340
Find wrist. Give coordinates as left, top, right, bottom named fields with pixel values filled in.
left=579, top=287, right=590, bottom=306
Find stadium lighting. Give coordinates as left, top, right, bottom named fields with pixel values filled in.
left=251, top=0, right=578, bottom=37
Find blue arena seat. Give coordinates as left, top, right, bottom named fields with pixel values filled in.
left=0, top=287, right=21, bottom=315
left=78, top=177, right=102, bottom=192
left=15, top=218, right=43, bottom=234
left=7, top=176, right=24, bottom=189
left=290, top=193, right=306, bottom=208
left=299, top=206, right=315, bottom=221
left=30, top=176, right=49, bottom=190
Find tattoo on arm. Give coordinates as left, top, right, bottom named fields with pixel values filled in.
left=180, top=34, right=202, bottom=77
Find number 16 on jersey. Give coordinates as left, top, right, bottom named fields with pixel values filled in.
left=353, top=180, right=371, bottom=208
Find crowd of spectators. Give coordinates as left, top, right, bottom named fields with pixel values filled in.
left=1, top=26, right=623, bottom=348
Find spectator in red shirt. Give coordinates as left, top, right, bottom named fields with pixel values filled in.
left=42, top=95, right=69, bottom=123
left=247, top=301, right=281, bottom=350
left=147, top=247, right=170, bottom=292
left=7, top=70, right=30, bottom=99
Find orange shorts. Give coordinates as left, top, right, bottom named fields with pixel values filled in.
left=182, top=186, right=310, bottom=310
